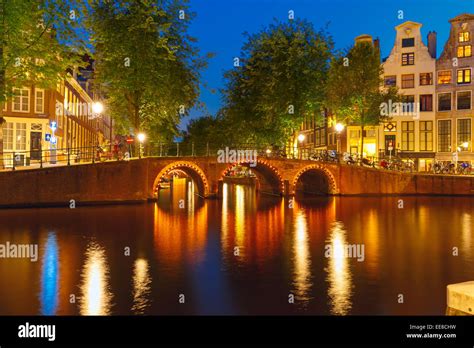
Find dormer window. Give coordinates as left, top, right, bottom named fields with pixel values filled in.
left=402, top=38, right=415, bottom=47
left=459, top=31, right=470, bottom=43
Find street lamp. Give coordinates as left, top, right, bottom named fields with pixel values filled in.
left=297, top=133, right=305, bottom=143
left=334, top=123, right=345, bottom=154
left=137, top=132, right=146, bottom=159
left=92, top=101, right=104, bottom=115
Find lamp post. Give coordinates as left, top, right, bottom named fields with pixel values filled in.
left=297, top=133, right=305, bottom=159
left=335, top=123, right=344, bottom=154
left=137, top=132, right=146, bottom=159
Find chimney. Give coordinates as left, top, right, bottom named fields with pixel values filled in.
left=427, top=31, right=437, bottom=59
left=374, top=37, right=380, bottom=52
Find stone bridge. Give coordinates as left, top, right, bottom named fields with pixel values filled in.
left=1, top=156, right=474, bottom=207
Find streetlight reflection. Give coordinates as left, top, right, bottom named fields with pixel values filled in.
left=292, top=207, right=312, bottom=304
left=79, top=241, right=113, bottom=316
left=325, top=221, right=353, bottom=315
left=132, top=258, right=152, bottom=314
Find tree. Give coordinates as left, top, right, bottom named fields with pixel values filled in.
left=0, top=0, right=85, bottom=164
left=326, top=41, right=399, bottom=158
left=182, top=113, right=235, bottom=152
left=220, top=19, right=333, bottom=146
left=88, top=0, right=206, bottom=142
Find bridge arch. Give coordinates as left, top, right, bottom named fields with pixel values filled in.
left=152, top=161, right=210, bottom=197
left=220, top=159, right=284, bottom=195
left=292, top=164, right=338, bottom=195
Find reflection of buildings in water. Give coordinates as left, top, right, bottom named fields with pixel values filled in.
left=131, top=258, right=152, bottom=314
left=221, top=184, right=285, bottom=262
left=462, top=213, right=472, bottom=255
left=235, top=185, right=246, bottom=246
left=153, top=182, right=208, bottom=264
left=79, top=241, right=113, bottom=315
left=325, top=221, right=353, bottom=315
left=291, top=207, right=313, bottom=304
left=40, top=232, right=59, bottom=315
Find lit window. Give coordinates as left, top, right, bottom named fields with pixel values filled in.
left=15, top=123, right=26, bottom=151
left=402, top=53, right=415, bottom=66
left=419, top=73, right=433, bottom=85
left=437, top=70, right=452, bottom=85
left=457, top=69, right=471, bottom=84
left=457, top=45, right=472, bottom=58
left=459, top=31, right=470, bottom=43
left=438, top=120, right=451, bottom=152
left=2, top=122, right=13, bottom=150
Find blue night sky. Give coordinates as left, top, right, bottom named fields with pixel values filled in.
left=182, top=0, right=473, bottom=129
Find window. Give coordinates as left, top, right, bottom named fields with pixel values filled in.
left=57, top=102, right=64, bottom=128
left=402, top=95, right=415, bottom=113
left=419, top=73, right=433, bottom=85
left=457, top=91, right=471, bottom=110
left=437, top=70, right=452, bottom=85
left=402, top=53, right=415, bottom=66
left=401, top=74, right=415, bottom=88
left=419, top=121, right=433, bottom=151
left=12, top=88, right=30, bottom=112
left=350, top=130, right=360, bottom=139
left=384, top=75, right=396, bottom=87
left=438, top=120, right=451, bottom=152
left=35, top=89, right=44, bottom=113
left=320, top=128, right=326, bottom=146
left=15, top=123, right=26, bottom=151
left=402, top=38, right=415, bottom=47
left=401, top=122, right=415, bottom=151
left=2, top=102, right=6, bottom=112
left=366, top=129, right=376, bottom=137
left=457, top=69, right=471, bottom=84
left=438, top=93, right=452, bottom=111
left=420, top=94, right=433, bottom=112
left=457, top=119, right=471, bottom=151
left=457, top=45, right=472, bottom=58
left=2, top=122, right=13, bottom=151
left=459, top=31, right=470, bottom=43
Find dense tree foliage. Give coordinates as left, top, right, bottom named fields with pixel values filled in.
left=218, top=19, right=333, bottom=145
left=88, top=0, right=207, bottom=142
left=326, top=41, right=399, bottom=157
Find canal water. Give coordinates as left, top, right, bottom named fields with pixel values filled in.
left=0, top=178, right=473, bottom=315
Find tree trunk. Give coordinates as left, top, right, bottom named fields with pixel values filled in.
left=360, top=123, right=365, bottom=161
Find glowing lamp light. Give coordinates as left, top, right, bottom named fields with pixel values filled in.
left=92, top=102, right=104, bottom=114
left=335, top=123, right=344, bottom=133
left=266, top=148, right=272, bottom=154
left=297, top=134, right=305, bottom=142
left=462, top=142, right=469, bottom=149
left=137, top=133, right=146, bottom=143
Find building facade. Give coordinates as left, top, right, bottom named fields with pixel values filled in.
left=380, top=21, right=437, bottom=171
left=1, top=74, right=111, bottom=168
left=435, top=14, right=473, bottom=163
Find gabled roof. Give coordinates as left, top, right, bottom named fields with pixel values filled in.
left=395, top=21, right=422, bottom=30
left=449, top=13, right=474, bottom=23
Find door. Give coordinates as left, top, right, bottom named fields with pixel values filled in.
left=30, top=131, right=42, bottom=160
left=385, top=135, right=396, bottom=156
